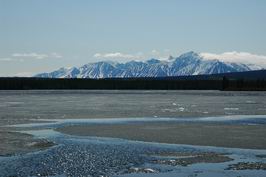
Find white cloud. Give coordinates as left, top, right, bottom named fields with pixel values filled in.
left=200, top=51, right=266, bottom=67
left=151, top=49, right=159, bottom=55
left=51, top=52, right=63, bottom=58
left=93, top=50, right=173, bottom=61
left=0, top=52, right=63, bottom=62
left=12, top=52, right=62, bottom=60
left=12, top=53, right=48, bottom=59
left=94, top=51, right=266, bottom=67
left=14, top=72, right=33, bottom=77
left=93, top=52, right=143, bottom=60
left=0, top=58, right=24, bottom=62
left=150, top=49, right=170, bottom=60
left=152, top=50, right=157, bottom=53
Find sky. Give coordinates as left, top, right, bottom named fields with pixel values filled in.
left=0, top=0, right=266, bottom=76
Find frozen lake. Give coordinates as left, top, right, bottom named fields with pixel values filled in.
left=0, top=90, right=266, bottom=177
left=0, top=90, right=266, bottom=126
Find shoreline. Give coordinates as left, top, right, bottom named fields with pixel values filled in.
left=0, top=131, right=55, bottom=156
left=2, top=114, right=266, bottom=156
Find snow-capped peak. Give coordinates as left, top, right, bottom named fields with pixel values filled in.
left=35, top=51, right=262, bottom=78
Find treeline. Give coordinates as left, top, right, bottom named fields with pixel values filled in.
left=222, top=78, right=266, bottom=91
left=0, top=77, right=265, bottom=91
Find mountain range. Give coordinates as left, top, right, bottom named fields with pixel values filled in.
left=35, top=51, right=263, bottom=78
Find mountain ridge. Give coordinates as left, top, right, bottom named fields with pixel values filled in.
left=35, top=51, right=263, bottom=78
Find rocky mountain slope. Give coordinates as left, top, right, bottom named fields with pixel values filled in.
left=35, top=51, right=261, bottom=78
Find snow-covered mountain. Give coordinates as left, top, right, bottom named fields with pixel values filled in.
left=35, top=51, right=263, bottom=78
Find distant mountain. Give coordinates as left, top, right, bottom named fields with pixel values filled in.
left=35, top=51, right=263, bottom=78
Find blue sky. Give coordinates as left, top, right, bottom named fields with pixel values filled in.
left=0, top=0, right=266, bottom=76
